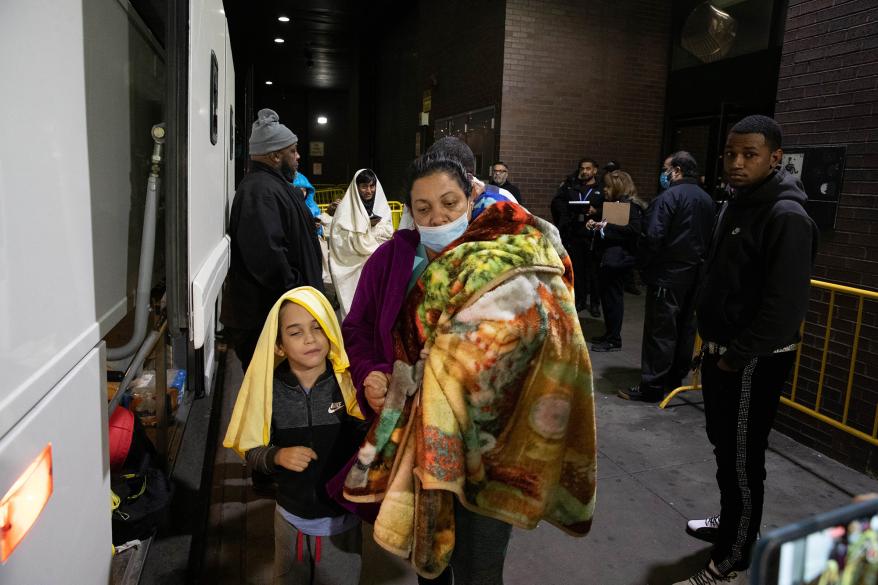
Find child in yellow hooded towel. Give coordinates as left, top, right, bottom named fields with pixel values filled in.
left=223, top=286, right=366, bottom=585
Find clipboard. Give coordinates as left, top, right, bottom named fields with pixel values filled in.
left=602, top=201, right=630, bottom=226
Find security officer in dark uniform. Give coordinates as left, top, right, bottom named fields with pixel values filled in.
left=551, top=158, right=602, bottom=316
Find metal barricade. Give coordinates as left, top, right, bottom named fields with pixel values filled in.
left=660, top=279, right=878, bottom=447
left=388, top=201, right=404, bottom=230
left=314, top=187, right=344, bottom=206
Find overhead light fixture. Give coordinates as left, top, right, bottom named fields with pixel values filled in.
left=681, top=2, right=737, bottom=63
left=265, top=81, right=273, bottom=85
left=317, top=116, right=328, bottom=125
left=278, top=16, right=290, bottom=22
left=274, top=38, right=285, bottom=44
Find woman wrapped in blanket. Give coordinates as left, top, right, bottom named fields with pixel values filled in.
left=339, top=154, right=597, bottom=585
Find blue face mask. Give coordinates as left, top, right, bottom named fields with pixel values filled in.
left=659, top=171, right=671, bottom=190
left=417, top=211, right=469, bottom=252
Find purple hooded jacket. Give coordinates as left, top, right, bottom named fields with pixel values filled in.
left=341, top=228, right=420, bottom=418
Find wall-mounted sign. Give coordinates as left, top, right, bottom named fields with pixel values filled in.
left=422, top=89, right=432, bottom=113
left=312, top=162, right=323, bottom=176
left=784, top=146, right=846, bottom=231
left=309, top=141, right=324, bottom=157
left=782, top=153, right=804, bottom=180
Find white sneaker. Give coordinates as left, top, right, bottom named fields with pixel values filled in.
left=686, top=514, right=720, bottom=542
left=672, top=560, right=737, bottom=585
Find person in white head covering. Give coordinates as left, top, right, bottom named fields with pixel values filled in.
left=328, top=169, right=393, bottom=316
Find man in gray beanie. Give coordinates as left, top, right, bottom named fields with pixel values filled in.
left=223, top=108, right=324, bottom=371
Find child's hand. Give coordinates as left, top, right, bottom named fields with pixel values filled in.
left=364, top=371, right=391, bottom=412
left=274, top=446, right=318, bottom=472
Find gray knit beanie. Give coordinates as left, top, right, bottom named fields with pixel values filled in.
left=249, top=108, right=298, bottom=155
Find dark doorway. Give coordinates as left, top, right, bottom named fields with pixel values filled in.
left=664, top=0, right=788, bottom=195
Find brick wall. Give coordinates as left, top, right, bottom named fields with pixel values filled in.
left=773, top=0, right=878, bottom=475
left=418, top=1, right=506, bottom=124
left=499, top=0, right=671, bottom=219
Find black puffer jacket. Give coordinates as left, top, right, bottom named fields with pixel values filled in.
left=639, top=178, right=716, bottom=288
left=696, top=170, right=819, bottom=370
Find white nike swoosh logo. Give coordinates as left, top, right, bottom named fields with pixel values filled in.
left=327, top=402, right=344, bottom=414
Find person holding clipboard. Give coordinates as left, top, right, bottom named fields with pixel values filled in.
left=587, top=170, right=646, bottom=352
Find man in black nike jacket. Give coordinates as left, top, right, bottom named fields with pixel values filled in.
left=675, top=115, right=819, bottom=585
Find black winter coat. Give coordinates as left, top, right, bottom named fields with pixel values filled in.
left=550, top=177, right=601, bottom=245
left=696, top=170, right=819, bottom=370
left=639, top=178, right=717, bottom=288
left=598, top=196, right=644, bottom=270
left=225, top=162, right=324, bottom=330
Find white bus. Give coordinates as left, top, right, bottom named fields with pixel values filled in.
left=0, top=0, right=233, bottom=581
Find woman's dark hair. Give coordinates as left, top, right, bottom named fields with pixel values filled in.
left=355, top=168, right=377, bottom=186
left=403, top=154, right=472, bottom=206
left=426, top=137, right=476, bottom=174
left=729, top=115, right=783, bottom=151
left=668, top=151, right=699, bottom=178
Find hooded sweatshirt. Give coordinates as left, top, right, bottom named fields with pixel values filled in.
left=223, top=287, right=366, bottom=519
left=696, top=169, right=819, bottom=370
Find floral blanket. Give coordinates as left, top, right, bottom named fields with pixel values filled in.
left=343, top=202, right=596, bottom=577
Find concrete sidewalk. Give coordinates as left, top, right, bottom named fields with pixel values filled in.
left=205, top=290, right=877, bottom=585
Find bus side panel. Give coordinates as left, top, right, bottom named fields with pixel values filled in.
left=0, top=349, right=110, bottom=582
left=188, top=0, right=230, bottom=392
left=0, top=0, right=100, bottom=440
left=83, top=0, right=167, bottom=335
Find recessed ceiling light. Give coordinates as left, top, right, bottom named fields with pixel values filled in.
left=317, top=116, right=328, bottom=125
left=274, top=38, right=285, bottom=44
left=265, top=81, right=273, bottom=85
left=278, top=16, right=290, bottom=22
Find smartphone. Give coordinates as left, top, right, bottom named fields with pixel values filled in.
left=749, top=499, right=878, bottom=585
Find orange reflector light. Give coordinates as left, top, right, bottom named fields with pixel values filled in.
left=1, top=444, right=53, bottom=563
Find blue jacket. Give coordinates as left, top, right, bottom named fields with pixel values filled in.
left=292, top=173, right=323, bottom=236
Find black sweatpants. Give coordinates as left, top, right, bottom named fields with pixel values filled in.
left=599, top=266, right=626, bottom=344
left=702, top=350, right=795, bottom=573
left=639, top=284, right=698, bottom=395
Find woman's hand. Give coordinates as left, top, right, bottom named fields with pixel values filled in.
left=586, top=219, right=596, bottom=230
left=419, top=348, right=430, bottom=361
left=364, top=370, right=391, bottom=412
left=274, top=446, right=317, bottom=472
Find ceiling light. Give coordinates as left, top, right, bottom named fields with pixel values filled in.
left=265, top=81, right=273, bottom=85
left=274, top=38, right=285, bottom=44
left=278, top=16, right=290, bottom=22
left=317, top=116, right=328, bottom=125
